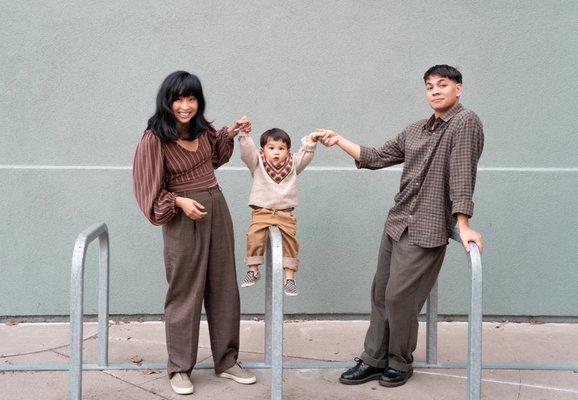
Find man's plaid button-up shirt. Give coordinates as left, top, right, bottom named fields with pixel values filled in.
left=356, top=103, right=484, bottom=248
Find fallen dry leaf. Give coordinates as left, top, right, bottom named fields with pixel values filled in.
left=130, top=355, right=143, bottom=364
left=142, top=370, right=159, bottom=375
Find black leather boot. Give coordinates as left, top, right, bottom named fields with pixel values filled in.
left=339, top=358, right=386, bottom=385
left=378, top=367, right=413, bottom=387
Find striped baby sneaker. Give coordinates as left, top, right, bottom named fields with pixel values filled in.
left=241, top=270, right=261, bottom=287
left=284, top=279, right=299, bottom=296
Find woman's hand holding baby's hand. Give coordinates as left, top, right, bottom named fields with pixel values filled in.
left=175, top=197, right=207, bottom=220
left=235, top=115, right=252, bottom=133
left=228, top=115, right=252, bottom=139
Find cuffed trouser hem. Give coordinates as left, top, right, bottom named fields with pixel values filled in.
left=388, top=356, right=411, bottom=372
left=360, top=351, right=388, bottom=369
left=214, top=355, right=238, bottom=375
left=245, top=256, right=264, bottom=266
left=283, top=257, right=299, bottom=271
left=244, top=256, right=299, bottom=271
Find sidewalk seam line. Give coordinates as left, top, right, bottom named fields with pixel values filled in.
left=417, top=370, right=578, bottom=394
left=102, top=370, right=172, bottom=400
left=0, top=333, right=98, bottom=358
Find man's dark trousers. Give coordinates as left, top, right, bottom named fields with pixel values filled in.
left=360, top=227, right=447, bottom=372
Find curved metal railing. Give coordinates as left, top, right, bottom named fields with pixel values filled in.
left=69, top=223, right=110, bottom=400
left=260, top=226, right=485, bottom=399
left=425, top=227, right=483, bottom=400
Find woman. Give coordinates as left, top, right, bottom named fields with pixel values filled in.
left=133, top=71, right=256, bottom=395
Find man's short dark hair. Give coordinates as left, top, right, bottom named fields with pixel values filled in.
left=423, top=64, right=462, bottom=84
left=260, top=128, right=291, bottom=149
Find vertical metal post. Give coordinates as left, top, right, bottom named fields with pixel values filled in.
left=98, top=230, right=110, bottom=367
left=69, top=238, right=87, bottom=400
left=265, top=226, right=284, bottom=400
left=467, top=242, right=483, bottom=400
left=265, top=244, right=272, bottom=366
left=450, top=226, right=483, bottom=400
left=426, top=281, right=438, bottom=365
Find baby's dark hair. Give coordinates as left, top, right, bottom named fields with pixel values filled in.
left=260, top=128, right=291, bottom=149
left=423, top=64, right=462, bottom=84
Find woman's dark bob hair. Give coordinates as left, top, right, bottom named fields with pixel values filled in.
left=147, top=71, right=213, bottom=142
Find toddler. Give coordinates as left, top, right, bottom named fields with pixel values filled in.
left=238, top=128, right=321, bottom=295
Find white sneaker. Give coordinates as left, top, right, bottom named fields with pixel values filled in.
left=217, top=362, right=257, bottom=384
left=170, top=372, right=194, bottom=395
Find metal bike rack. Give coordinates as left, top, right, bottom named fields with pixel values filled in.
left=4, top=223, right=578, bottom=400
left=0, top=224, right=486, bottom=400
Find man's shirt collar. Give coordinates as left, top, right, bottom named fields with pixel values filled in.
left=424, top=102, right=463, bottom=131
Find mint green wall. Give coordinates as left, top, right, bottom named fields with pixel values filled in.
left=1, top=1, right=577, bottom=317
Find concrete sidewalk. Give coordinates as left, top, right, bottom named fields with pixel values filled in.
left=1, top=320, right=578, bottom=399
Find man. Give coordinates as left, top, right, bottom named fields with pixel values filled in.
left=318, top=64, right=484, bottom=387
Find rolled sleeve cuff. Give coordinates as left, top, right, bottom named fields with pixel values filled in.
left=354, top=145, right=372, bottom=169
left=452, top=199, right=474, bottom=217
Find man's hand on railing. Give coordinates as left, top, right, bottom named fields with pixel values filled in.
left=459, top=226, right=484, bottom=254
left=456, top=214, right=484, bottom=253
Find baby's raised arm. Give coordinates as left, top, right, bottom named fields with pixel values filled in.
left=238, top=128, right=260, bottom=173
left=294, top=133, right=319, bottom=175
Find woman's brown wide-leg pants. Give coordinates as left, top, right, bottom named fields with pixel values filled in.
left=162, top=186, right=240, bottom=375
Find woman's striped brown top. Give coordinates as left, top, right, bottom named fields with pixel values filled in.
left=133, top=127, right=233, bottom=225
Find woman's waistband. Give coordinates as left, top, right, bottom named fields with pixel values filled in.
left=166, top=172, right=218, bottom=193
left=176, top=185, right=222, bottom=197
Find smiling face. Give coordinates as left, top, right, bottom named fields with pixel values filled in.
left=425, top=75, right=462, bottom=117
left=262, top=137, right=289, bottom=167
left=171, top=96, right=198, bottom=129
